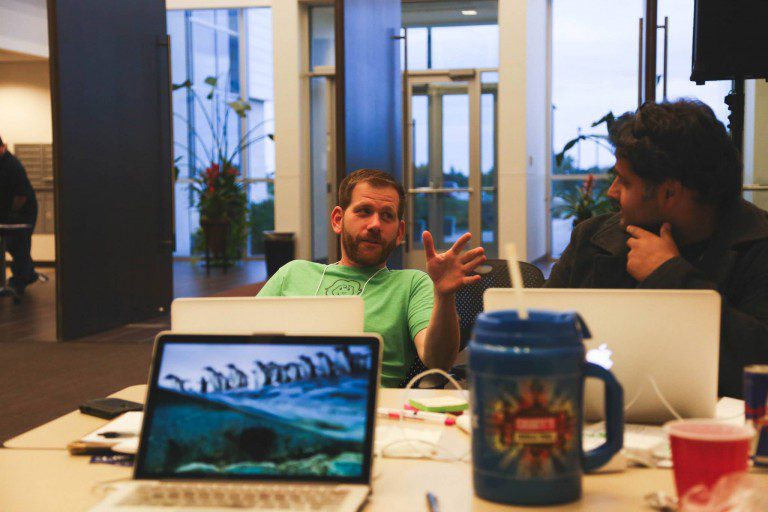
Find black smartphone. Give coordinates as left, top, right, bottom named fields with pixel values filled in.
left=79, top=398, right=143, bottom=419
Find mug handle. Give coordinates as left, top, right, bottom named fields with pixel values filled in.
left=582, top=362, right=624, bottom=472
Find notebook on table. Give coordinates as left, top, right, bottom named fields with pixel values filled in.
left=91, top=331, right=381, bottom=512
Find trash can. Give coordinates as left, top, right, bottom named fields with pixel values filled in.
left=263, top=231, right=295, bottom=277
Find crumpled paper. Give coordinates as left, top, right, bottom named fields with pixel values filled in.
left=680, top=473, right=768, bottom=512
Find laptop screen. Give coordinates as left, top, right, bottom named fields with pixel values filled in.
left=135, top=333, right=380, bottom=484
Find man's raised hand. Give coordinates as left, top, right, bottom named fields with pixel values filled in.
left=422, top=231, right=486, bottom=295
left=625, top=223, right=680, bottom=282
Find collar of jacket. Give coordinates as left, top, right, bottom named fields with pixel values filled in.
left=589, top=213, right=628, bottom=256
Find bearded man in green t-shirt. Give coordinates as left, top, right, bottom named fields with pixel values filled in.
left=258, top=168, right=486, bottom=387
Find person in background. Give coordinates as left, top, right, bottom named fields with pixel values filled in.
left=258, top=168, right=486, bottom=387
left=0, top=136, right=39, bottom=296
left=546, top=99, right=768, bottom=398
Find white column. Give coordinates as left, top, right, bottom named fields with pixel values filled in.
left=497, top=0, right=550, bottom=261
left=271, top=0, right=311, bottom=259
left=744, top=80, right=768, bottom=210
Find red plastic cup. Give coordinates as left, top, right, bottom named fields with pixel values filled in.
left=664, top=420, right=754, bottom=497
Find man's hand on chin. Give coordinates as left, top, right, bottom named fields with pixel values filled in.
left=422, top=230, right=486, bottom=295
left=625, top=223, right=680, bottom=282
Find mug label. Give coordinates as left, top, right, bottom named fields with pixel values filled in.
left=478, top=375, right=579, bottom=479
left=514, top=417, right=557, bottom=444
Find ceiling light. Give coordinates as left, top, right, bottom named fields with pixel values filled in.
left=461, top=9, right=478, bottom=16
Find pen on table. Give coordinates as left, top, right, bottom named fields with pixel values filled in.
left=377, top=407, right=456, bottom=426
left=97, top=431, right=138, bottom=438
left=426, top=492, right=440, bottom=512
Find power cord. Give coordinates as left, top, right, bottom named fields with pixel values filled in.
left=623, top=374, right=737, bottom=422
left=378, top=368, right=470, bottom=463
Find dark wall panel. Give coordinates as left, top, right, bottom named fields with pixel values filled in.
left=335, top=0, right=403, bottom=266
left=48, top=0, right=173, bottom=340
left=336, top=0, right=402, bottom=180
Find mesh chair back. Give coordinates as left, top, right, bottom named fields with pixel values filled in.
left=455, top=259, right=544, bottom=349
left=398, top=259, right=545, bottom=388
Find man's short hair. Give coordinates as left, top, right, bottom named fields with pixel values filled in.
left=0, top=135, right=4, bottom=146
left=609, top=99, right=742, bottom=209
left=338, top=169, right=406, bottom=219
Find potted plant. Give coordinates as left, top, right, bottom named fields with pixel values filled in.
left=553, top=112, right=618, bottom=225
left=553, top=174, right=614, bottom=226
left=193, top=162, right=246, bottom=271
left=173, top=76, right=269, bottom=271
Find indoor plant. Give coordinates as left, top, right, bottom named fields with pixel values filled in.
left=553, top=174, right=614, bottom=226
left=553, top=112, right=618, bottom=225
left=173, top=76, right=268, bottom=265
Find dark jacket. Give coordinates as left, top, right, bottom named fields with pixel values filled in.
left=547, top=199, right=768, bottom=398
left=0, top=150, right=37, bottom=224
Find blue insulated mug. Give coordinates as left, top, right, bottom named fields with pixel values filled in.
left=469, top=310, right=623, bottom=506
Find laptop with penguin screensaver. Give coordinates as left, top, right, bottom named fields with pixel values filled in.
left=91, top=331, right=381, bottom=512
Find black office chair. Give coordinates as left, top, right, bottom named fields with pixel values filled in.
left=399, top=260, right=545, bottom=388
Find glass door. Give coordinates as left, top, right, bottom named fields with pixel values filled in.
left=404, top=69, right=497, bottom=270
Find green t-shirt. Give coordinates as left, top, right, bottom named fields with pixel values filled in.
left=257, top=260, right=434, bottom=387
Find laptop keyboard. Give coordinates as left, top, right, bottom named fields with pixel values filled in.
left=117, top=483, right=351, bottom=510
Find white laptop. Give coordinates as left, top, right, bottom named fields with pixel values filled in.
left=171, top=296, right=365, bottom=334
left=484, top=289, right=721, bottom=424
left=91, top=331, right=382, bottom=511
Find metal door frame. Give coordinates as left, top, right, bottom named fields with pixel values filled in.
left=403, top=68, right=496, bottom=269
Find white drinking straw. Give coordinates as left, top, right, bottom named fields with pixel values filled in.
left=504, top=243, right=529, bottom=320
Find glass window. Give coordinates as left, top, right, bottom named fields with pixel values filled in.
left=169, top=7, right=274, bottom=258
left=551, top=0, right=642, bottom=257
left=481, top=72, right=498, bottom=256
left=403, top=25, right=498, bottom=71
left=308, top=6, right=336, bottom=261
left=310, top=77, right=331, bottom=261
left=412, top=94, right=429, bottom=187
left=310, top=6, right=335, bottom=70
left=431, top=25, right=499, bottom=69
left=404, top=27, right=428, bottom=70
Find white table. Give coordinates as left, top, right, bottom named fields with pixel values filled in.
left=0, top=385, right=698, bottom=511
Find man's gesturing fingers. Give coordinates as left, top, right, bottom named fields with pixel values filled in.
left=459, top=246, right=485, bottom=264
left=463, top=253, right=487, bottom=272
left=450, top=232, right=472, bottom=254
left=462, top=274, right=482, bottom=286
left=422, top=230, right=438, bottom=260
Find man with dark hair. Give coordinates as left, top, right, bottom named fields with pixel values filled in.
left=259, top=168, right=486, bottom=387
left=0, top=136, right=39, bottom=296
left=547, top=99, right=768, bottom=398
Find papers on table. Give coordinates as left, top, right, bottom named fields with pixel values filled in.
left=67, top=412, right=143, bottom=454
left=79, top=411, right=143, bottom=443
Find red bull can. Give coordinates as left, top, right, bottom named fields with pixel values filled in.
left=744, top=365, right=768, bottom=467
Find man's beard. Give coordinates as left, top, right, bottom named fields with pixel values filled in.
left=341, top=227, right=398, bottom=267
left=619, top=214, right=662, bottom=234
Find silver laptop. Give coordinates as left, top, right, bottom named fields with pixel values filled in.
left=91, top=331, right=381, bottom=511
left=171, top=297, right=365, bottom=334
left=484, top=289, right=721, bottom=424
